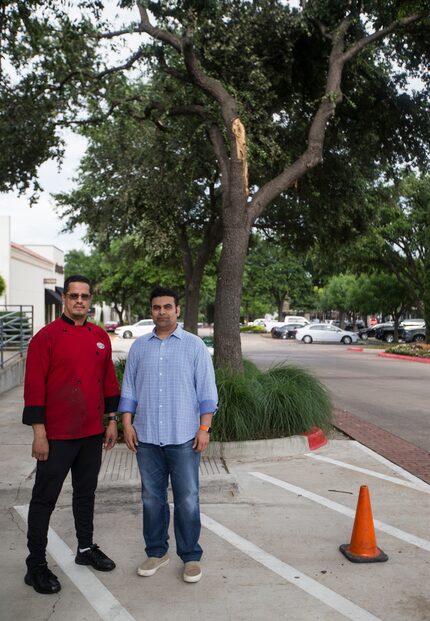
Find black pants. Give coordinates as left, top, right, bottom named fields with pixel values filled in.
left=26, top=434, right=103, bottom=569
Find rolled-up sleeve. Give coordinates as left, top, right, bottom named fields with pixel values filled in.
left=195, top=342, right=218, bottom=415
left=118, top=343, right=139, bottom=414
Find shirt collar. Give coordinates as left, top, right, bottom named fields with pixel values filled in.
left=150, top=323, right=183, bottom=340
left=60, top=313, right=88, bottom=326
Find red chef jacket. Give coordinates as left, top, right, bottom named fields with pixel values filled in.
left=22, top=314, right=120, bottom=440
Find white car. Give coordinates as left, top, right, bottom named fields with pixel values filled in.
left=248, top=318, right=267, bottom=327
left=295, top=323, right=359, bottom=344
left=114, top=319, right=154, bottom=339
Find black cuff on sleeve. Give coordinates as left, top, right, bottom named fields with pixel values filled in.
left=22, top=406, right=46, bottom=426
left=104, top=395, right=120, bottom=413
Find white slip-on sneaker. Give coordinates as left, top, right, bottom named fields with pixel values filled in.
left=137, top=555, right=170, bottom=577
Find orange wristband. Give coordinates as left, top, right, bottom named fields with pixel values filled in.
left=199, top=425, right=210, bottom=432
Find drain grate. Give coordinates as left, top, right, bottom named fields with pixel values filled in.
left=98, top=447, right=228, bottom=482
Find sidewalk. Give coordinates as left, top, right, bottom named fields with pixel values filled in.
left=1, top=384, right=430, bottom=621
left=333, top=409, right=430, bottom=484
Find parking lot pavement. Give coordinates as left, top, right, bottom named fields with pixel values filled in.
left=2, top=440, right=429, bottom=621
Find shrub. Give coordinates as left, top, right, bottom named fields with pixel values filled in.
left=240, top=325, right=266, bottom=333
left=114, top=356, right=127, bottom=386
left=113, top=357, right=332, bottom=443
left=385, top=343, right=430, bottom=359
left=214, top=360, right=332, bottom=442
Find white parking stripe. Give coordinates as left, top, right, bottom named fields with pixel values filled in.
left=351, top=442, right=430, bottom=490
left=201, top=512, right=383, bottom=621
left=14, top=505, right=136, bottom=621
left=249, top=472, right=430, bottom=552
left=306, top=453, right=430, bottom=493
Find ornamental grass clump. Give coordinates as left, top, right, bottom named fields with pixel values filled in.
left=114, top=356, right=127, bottom=385
left=214, top=360, right=265, bottom=442
left=214, top=360, right=331, bottom=442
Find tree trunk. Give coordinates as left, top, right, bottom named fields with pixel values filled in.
left=214, top=217, right=250, bottom=372
left=275, top=291, right=287, bottom=322
left=183, top=276, right=204, bottom=334
left=177, top=216, right=222, bottom=334
left=113, top=304, right=122, bottom=324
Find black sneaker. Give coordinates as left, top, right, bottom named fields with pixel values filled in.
left=75, top=544, right=115, bottom=571
left=24, top=563, right=61, bottom=594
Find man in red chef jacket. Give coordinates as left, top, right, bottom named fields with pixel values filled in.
left=22, top=275, right=120, bottom=594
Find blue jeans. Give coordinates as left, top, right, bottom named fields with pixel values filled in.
left=136, top=439, right=202, bottom=562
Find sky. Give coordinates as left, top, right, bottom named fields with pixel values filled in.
left=0, top=131, right=89, bottom=253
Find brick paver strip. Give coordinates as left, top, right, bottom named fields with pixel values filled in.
left=333, top=409, right=430, bottom=485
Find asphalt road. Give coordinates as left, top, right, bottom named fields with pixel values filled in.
left=240, top=333, right=430, bottom=452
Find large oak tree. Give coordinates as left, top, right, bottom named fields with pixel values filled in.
left=2, top=1, right=429, bottom=369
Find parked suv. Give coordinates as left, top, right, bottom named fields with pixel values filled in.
left=403, top=325, right=426, bottom=343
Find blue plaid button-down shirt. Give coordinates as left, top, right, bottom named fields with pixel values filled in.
left=118, top=325, right=218, bottom=445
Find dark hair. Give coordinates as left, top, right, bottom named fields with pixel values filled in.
left=64, top=275, right=93, bottom=294
left=150, top=286, right=179, bottom=306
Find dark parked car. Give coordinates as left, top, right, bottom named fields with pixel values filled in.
left=104, top=320, right=119, bottom=332
left=403, top=326, right=426, bottom=343
left=271, top=323, right=304, bottom=339
left=358, top=322, right=394, bottom=340
left=329, top=319, right=365, bottom=332
left=375, top=320, right=426, bottom=343
left=374, top=324, right=406, bottom=343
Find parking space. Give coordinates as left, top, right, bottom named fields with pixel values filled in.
left=3, top=440, right=429, bottom=621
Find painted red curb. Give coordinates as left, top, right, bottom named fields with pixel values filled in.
left=303, top=427, right=327, bottom=450
left=378, top=352, right=430, bottom=364
left=347, top=347, right=363, bottom=352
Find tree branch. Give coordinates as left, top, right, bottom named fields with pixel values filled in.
left=137, top=2, right=182, bottom=52
left=136, top=2, right=238, bottom=125
left=206, top=124, right=230, bottom=190
left=248, top=18, right=350, bottom=223
left=343, top=13, right=425, bottom=63
left=247, top=10, right=427, bottom=224
left=96, top=25, right=144, bottom=39
left=96, top=45, right=147, bottom=79
left=158, top=51, right=192, bottom=83
left=57, top=45, right=147, bottom=90
left=310, top=18, right=332, bottom=41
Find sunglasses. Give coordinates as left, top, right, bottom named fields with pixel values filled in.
left=65, top=293, right=92, bottom=301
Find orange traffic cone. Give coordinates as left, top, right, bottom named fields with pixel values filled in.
left=339, top=485, right=388, bottom=563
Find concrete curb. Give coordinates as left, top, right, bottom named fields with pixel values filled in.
left=378, top=352, right=430, bottom=364
left=206, top=426, right=327, bottom=460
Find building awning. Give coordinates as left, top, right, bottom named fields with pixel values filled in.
left=55, top=286, right=64, bottom=295
left=45, top=288, right=63, bottom=305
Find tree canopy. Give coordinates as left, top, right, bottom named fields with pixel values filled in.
left=2, top=1, right=430, bottom=366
